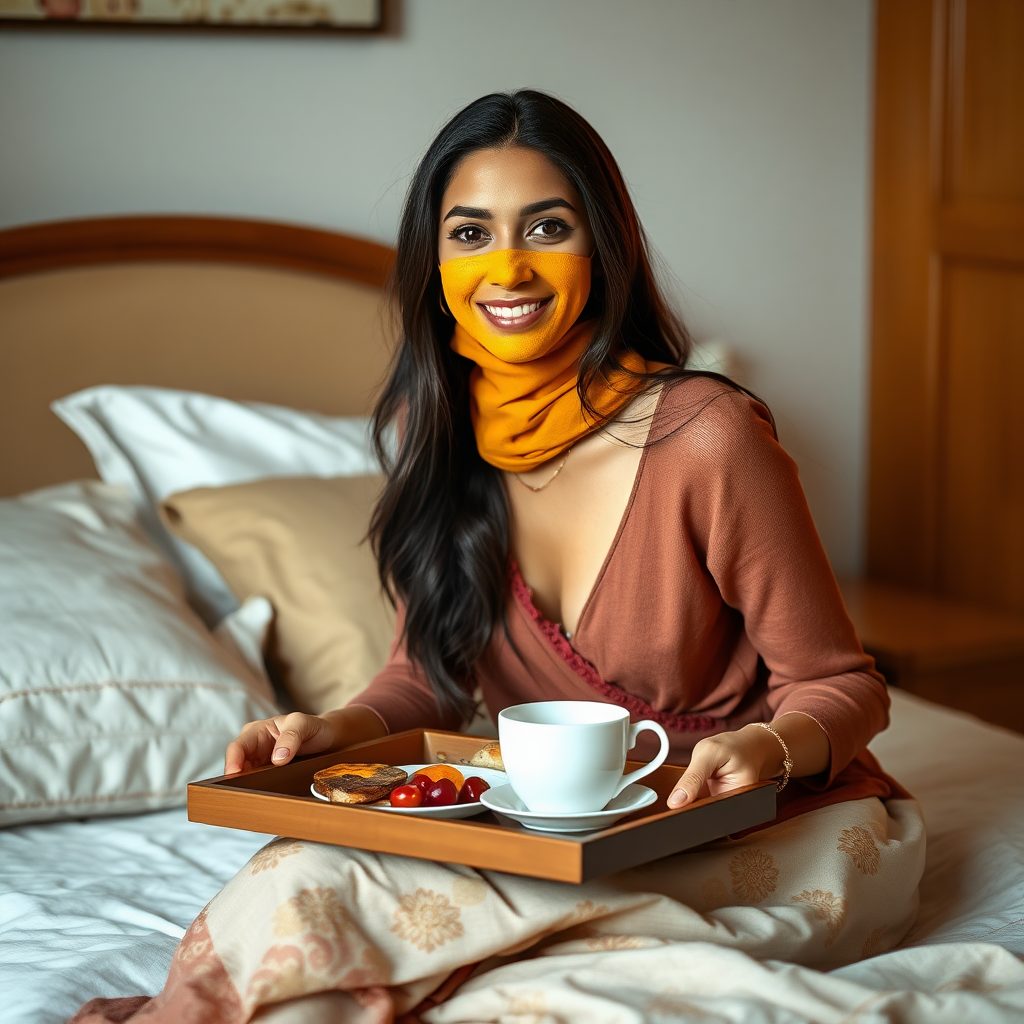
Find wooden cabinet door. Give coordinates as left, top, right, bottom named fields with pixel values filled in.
left=869, top=0, right=1024, bottom=613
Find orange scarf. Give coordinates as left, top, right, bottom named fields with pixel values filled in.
left=441, top=248, right=647, bottom=472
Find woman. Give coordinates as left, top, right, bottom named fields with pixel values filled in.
left=76, top=90, right=923, bottom=1024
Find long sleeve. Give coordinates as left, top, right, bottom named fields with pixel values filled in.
left=351, top=379, right=890, bottom=795
left=347, top=602, right=465, bottom=735
left=685, top=387, right=889, bottom=784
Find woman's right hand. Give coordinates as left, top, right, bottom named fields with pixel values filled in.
left=224, top=706, right=387, bottom=774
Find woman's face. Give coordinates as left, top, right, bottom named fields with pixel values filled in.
left=438, top=147, right=594, bottom=333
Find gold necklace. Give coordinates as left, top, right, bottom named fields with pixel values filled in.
left=512, top=447, right=573, bottom=492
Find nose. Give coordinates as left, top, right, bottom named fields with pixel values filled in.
left=486, top=250, right=535, bottom=291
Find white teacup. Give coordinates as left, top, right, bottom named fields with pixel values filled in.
left=498, top=701, right=671, bottom=814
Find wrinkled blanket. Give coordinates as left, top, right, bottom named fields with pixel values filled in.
left=71, top=796, right=929, bottom=1022
left=424, top=939, right=1024, bottom=1023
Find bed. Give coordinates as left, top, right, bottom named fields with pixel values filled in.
left=1, top=216, right=1022, bottom=1023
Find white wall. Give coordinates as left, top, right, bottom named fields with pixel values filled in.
left=0, top=0, right=875, bottom=576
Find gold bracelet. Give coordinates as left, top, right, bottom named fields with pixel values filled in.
left=754, top=721, right=793, bottom=793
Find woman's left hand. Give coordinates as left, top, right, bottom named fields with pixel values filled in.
left=666, top=713, right=830, bottom=809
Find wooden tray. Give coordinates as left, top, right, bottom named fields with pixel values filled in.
left=188, top=729, right=776, bottom=883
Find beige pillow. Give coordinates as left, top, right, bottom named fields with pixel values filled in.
left=161, top=475, right=396, bottom=715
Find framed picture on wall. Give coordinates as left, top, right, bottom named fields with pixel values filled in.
left=0, top=0, right=380, bottom=30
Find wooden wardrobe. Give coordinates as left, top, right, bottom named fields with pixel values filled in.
left=849, top=0, right=1024, bottom=729
left=869, top=0, right=1023, bottom=608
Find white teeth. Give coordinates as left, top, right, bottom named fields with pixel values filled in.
left=484, top=301, right=541, bottom=319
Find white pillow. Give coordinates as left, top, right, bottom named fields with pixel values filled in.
left=0, top=481, right=280, bottom=827
left=52, top=386, right=378, bottom=624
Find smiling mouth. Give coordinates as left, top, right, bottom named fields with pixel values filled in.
left=477, top=297, right=553, bottom=330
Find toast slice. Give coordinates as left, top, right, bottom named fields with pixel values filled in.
left=312, top=763, right=408, bottom=804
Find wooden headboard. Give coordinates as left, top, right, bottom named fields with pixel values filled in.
left=0, top=216, right=396, bottom=497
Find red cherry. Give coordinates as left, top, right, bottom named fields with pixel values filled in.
left=408, top=774, right=433, bottom=795
left=458, top=777, right=491, bottom=804
left=390, top=785, right=424, bottom=808
left=423, top=778, right=459, bottom=807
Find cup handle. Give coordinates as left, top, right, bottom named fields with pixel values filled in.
left=614, top=720, right=671, bottom=797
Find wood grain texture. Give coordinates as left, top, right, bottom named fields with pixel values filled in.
left=188, top=730, right=776, bottom=883
left=941, top=264, right=1024, bottom=611
left=867, top=0, right=940, bottom=587
left=944, top=0, right=1024, bottom=204
left=868, top=0, right=1024, bottom=616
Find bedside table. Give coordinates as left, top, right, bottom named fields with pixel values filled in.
left=838, top=579, right=1024, bottom=734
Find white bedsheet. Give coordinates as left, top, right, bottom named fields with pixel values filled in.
left=869, top=689, right=1024, bottom=954
left=1, top=689, right=1021, bottom=1024
left=0, top=810, right=268, bottom=1023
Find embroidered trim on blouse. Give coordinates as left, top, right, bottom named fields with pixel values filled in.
left=509, top=564, right=717, bottom=733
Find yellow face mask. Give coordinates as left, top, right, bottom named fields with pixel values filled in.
left=439, top=248, right=648, bottom=474
left=439, top=248, right=593, bottom=363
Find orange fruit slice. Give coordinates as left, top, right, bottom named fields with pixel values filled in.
left=415, top=764, right=465, bottom=792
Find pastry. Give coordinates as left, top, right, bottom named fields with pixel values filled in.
left=468, top=741, right=503, bottom=772
left=312, top=763, right=408, bottom=804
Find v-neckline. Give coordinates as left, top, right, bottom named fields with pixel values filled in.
left=520, top=383, right=668, bottom=645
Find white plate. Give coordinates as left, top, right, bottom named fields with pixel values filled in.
left=479, top=783, right=658, bottom=832
left=309, top=763, right=507, bottom=819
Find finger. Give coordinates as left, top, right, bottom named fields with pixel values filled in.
left=706, top=766, right=761, bottom=798
left=225, top=721, right=278, bottom=774
left=271, top=713, right=329, bottom=765
left=668, top=746, right=719, bottom=808
left=249, top=725, right=280, bottom=766
left=224, top=738, right=247, bottom=775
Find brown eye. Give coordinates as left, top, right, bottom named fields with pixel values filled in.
left=450, top=224, right=488, bottom=246
left=527, top=218, right=570, bottom=242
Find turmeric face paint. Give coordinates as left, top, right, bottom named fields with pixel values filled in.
left=439, top=248, right=592, bottom=363
left=435, top=150, right=645, bottom=473
left=442, top=247, right=647, bottom=474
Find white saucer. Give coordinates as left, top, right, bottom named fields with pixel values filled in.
left=309, top=763, right=507, bottom=820
left=479, top=783, right=658, bottom=833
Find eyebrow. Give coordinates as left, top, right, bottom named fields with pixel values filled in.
left=442, top=197, right=576, bottom=222
left=443, top=205, right=491, bottom=222
left=519, top=197, right=575, bottom=217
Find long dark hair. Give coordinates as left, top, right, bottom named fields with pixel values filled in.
left=370, top=89, right=717, bottom=719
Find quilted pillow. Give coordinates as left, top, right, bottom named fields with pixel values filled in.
left=0, top=481, right=279, bottom=827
